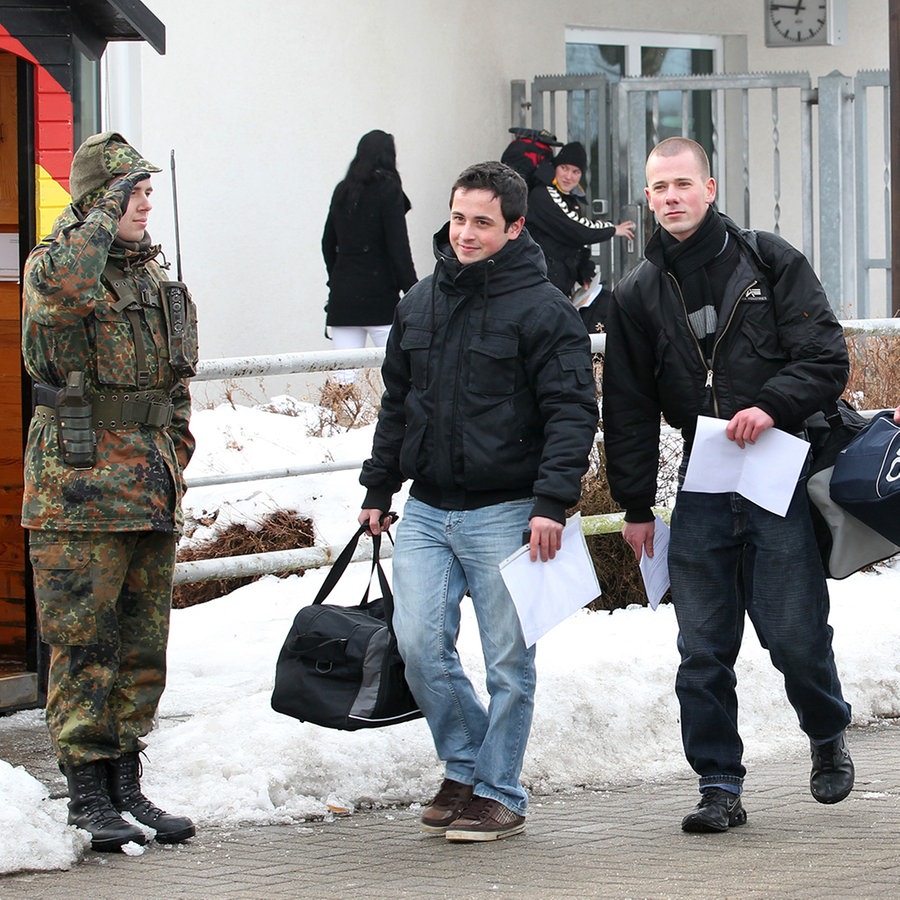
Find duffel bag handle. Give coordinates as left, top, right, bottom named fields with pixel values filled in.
left=313, top=519, right=397, bottom=619
left=313, top=524, right=368, bottom=605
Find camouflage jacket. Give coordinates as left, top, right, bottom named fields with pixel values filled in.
left=21, top=192, right=195, bottom=534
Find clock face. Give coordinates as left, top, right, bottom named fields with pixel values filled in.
left=768, top=1, right=827, bottom=43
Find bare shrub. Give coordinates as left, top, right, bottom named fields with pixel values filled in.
left=309, top=370, right=383, bottom=436
left=220, top=378, right=264, bottom=410
left=174, top=511, right=314, bottom=608
left=845, top=332, right=900, bottom=411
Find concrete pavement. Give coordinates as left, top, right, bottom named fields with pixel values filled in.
left=2, top=717, right=900, bottom=898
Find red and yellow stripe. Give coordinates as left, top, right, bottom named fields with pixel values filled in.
left=0, top=27, right=74, bottom=239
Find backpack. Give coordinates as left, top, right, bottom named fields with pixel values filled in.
left=501, top=127, right=561, bottom=190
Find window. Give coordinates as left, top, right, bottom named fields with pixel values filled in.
left=566, top=29, right=722, bottom=160
left=72, top=46, right=101, bottom=147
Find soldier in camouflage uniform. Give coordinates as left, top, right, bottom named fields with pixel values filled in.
left=22, top=133, right=199, bottom=852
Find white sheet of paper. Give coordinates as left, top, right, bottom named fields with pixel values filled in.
left=682, top=415, right=809, bottom=517
left=639, top=515, right=670, bottom=611
left=500, top=512, right=601, bottom=647
left=570, top=271, right=603, bottom=309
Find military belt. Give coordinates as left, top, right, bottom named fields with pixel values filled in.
left=33, top=390, right=174, bottom=430
left=94, top=391, right=175, bottom=428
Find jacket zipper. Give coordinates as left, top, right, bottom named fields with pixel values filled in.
left=668, top=273, right=759, bottom=418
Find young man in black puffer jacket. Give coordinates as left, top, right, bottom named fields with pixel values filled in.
left=360, top=161, right=597, bottom=843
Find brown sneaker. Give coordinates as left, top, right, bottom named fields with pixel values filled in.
left=420, top=778, right=474, bottom=834
left=445, top=795, right=526, bottom=842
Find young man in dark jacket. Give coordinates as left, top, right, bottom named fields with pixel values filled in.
left=603, top=137, right=853, bottom=834
left=360, top=161, right=597, bottom=842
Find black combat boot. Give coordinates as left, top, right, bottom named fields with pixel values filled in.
left=107, top=751, right=195, bottom=843
left=63, top=760, right=148, bottom=852
left=810, top=732, right=855, bottom=804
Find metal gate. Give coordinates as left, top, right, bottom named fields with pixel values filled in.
left=511, top=69, right=891, bottom=317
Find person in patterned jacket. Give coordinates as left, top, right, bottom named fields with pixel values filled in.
left=526, top=141, right=634, bottom=301
left=22, top=132, right=198, bottom=852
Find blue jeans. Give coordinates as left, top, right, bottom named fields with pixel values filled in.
left=667, top=483, right=851, bottom=792
left=391, top=497, right=535, bottom=815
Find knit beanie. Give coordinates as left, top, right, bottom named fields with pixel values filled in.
left=69, top=132, right=162, bottom=204
left=554, top=141, right=588, bottom=172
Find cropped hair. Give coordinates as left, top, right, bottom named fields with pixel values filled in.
left=450, top=161, right=527, bottom=226
left=647, top=137, right=711, bottom=181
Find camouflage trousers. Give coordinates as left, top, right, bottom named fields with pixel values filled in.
left=29, top=529, right=176, bottom=767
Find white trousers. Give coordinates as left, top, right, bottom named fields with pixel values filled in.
left=329, top=325, right=392, bottom=383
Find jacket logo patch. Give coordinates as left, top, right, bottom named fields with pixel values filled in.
left=744, top=286, right=769, bottom=303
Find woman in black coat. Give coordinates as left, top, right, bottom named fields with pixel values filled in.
left=322, top=130, right=417, bottom=382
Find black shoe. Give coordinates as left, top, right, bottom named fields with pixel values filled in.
left=63, top=761, right=148, bottom=852
left=681, top=788, right=747, bottom=833
left=810, top=732, right=854, bottom=804
left=107, top=752, right=196, bottom=843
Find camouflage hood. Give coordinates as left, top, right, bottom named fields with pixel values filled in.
left=70, top=131, right=162, bottom=206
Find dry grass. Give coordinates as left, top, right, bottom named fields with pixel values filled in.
left=174, top=511, right=314, bottom=608
left=569, top=355, right=680, bottom=611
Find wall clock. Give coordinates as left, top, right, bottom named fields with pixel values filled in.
left=764, top=0, right=847, bottom=47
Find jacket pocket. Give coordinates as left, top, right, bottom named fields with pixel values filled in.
left=468, top=334, right=519, bottom=395
left=92, top=304, right=138, bottom=386
left=29, top=539, right=96, bottom=645
left=739, top=319, right=786, bottom=363
left=558, top=349, right=593, bottom=386
left=400, top=327, right=433, bottom=388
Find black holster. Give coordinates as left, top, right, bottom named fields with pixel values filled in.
left=56, top=371, right=95, bottom=469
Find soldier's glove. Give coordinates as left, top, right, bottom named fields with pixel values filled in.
left=104, top=170, right=151, bottom=217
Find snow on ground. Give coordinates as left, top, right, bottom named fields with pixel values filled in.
left=3, top=397, right=899, bottom=873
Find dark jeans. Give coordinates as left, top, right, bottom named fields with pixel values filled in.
left=668, top=483, right=851, bottom=790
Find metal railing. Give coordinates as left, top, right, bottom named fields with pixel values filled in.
left=176, top=321, right=900, bottom=584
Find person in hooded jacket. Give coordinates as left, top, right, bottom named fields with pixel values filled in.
left=322, top=130, right=417, bottom=383
left=359, top=161, right=597, bottom=842
left=526, top=141, right=634, bottom=304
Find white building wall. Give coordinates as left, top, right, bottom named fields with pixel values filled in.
left=101, top=1, right=889, bottom=400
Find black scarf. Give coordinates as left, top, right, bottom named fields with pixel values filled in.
left=660, top=208, right=728, bottom=362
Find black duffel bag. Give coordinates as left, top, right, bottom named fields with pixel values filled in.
left=271, top=522, right=422, bottom=730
